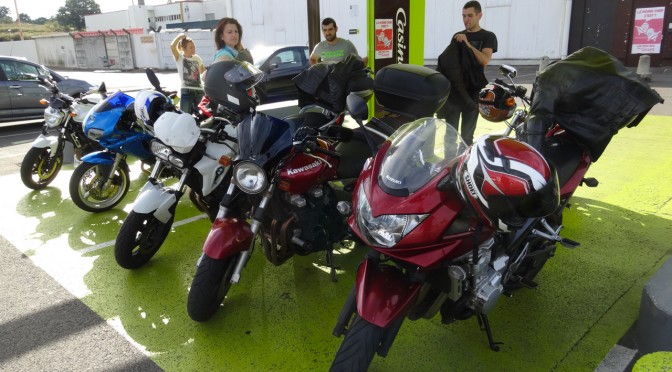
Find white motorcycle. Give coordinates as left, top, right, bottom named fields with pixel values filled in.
left=114, top=70, right=238, bottom=269
left=20, top=77, right=104, bottom=189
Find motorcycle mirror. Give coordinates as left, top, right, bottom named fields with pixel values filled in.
left=346, top=93, right=368, bottom=122
left=499, top=64, right=517, bottom=79
left=146, top=68, right=162, bottom=92
left=98, top=82, right=108, bottom=98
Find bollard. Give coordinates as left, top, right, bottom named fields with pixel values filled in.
left=637, top=55, right=652, bottom=82
left=537, top=56, right=550, bottom=76
left=637, top=257, right=672, bottom=354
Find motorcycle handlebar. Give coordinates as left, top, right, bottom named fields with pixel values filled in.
left=312, top=144, right=340, bottom=158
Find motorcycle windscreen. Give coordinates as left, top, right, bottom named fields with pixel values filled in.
left=93, top=91, right=134, bottom=114
left=236, top=112, right=292, bottom=166
left=378, top=117, right=466, bottom=197
left=82, top=91, right=134, bottom=133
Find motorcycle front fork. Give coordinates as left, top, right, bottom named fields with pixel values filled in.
left=101, top=153, right=125, bottom=191
left=226, top=183, right=275, bottom=284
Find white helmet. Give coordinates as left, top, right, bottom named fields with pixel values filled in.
left=135, top=90, right=168, bottom=126
left=153, top=112, right=200, bottom=153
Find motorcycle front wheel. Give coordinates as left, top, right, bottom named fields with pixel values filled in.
left=331, top=315, right=385, bottom=372
left=187, top=254, right=239, bottom=322
left=114, top=211, right=175, bottom=269
left=69, top=162, right=130, bottom=212
left=20, top=146, right=63, bottom=190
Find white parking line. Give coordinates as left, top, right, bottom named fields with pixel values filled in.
left=75, top=213, right=209, bottom=255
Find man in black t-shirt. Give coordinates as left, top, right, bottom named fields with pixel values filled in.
left=437, top=1, right=497, bottom=145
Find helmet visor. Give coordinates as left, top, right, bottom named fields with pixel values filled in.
left=487, top=167, right=560, bottom=220
left=224, top=61, right=264, bottom=90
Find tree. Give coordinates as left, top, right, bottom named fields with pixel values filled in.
left=56, top=0, right=101, bottom=31
left=19, top=13, right=31, bottom=24
left=0, top=5, right=10, bottom=19
left=33, top=17, right=49, bottom=25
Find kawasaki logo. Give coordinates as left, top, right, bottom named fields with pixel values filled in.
left=286, top=160, right=321, bottom=175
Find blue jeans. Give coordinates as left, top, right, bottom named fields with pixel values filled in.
left=180, top=88, right=204, bottom=114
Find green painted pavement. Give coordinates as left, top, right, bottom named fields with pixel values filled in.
left=0, top=115, right=670, bottom=371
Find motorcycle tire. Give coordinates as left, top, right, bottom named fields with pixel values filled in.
left=331, top=315, right=385, bottom=372
left=187, top=254, right=239, bottom=322
left=69, top=162, right=130, bottom=212
left=114, top=211, right=174, bottom=269
left=20, top=147, right=63, bottom=190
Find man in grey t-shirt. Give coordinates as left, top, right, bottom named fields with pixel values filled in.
left=310, top=17, right=367, bottom=65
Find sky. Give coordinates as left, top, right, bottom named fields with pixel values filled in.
left=0, top=0, right=168, bottom=21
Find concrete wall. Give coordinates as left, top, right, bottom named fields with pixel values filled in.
left=0, top=40, right=39, bottom=63
left=155, top=29, right=215, bottom=69
left=132, top=34, right=161, bottom=69
left=33, top=35, right=78, bottom=68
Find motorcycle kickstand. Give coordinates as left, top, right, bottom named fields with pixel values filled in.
left=326, top=249, right=337, bottom=282
left=476, top=314, right=503, bottom=351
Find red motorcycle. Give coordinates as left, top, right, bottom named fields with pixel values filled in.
left=330, top=48, right=663, bottom=371
left=185, top=59, right=413, bottom=322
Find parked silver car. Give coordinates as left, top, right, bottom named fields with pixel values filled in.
left=0, top=56, right=96, bottom=123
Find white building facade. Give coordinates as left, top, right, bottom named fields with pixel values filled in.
left=80, top=0, right=572, bottom=67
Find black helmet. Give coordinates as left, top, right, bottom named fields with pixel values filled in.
left=204, top=60, right=264, bottom=112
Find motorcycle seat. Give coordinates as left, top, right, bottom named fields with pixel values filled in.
left=542, top=137, right=583, bottom=187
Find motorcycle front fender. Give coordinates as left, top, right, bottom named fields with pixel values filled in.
left=355, top=258, right=422, bottom=328
left=80, top=150, right=115, bottom=165
left=132, top=181, right=178, bottom=223
left=31, top=134, right=59, bottom=153
left=202, top=217, right=254, bottom=260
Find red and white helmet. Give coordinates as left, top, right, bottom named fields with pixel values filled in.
left=458, top=135, right=560, bottom=229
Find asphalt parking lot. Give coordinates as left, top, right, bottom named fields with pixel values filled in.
left=0, top=66, right=671, bottom=371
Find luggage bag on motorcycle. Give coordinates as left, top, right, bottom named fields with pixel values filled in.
left=293, top=55, right=373, bottom=113
left=374, top=64, right=451, bottom=118
left=531, top=46, right=664, bottom=161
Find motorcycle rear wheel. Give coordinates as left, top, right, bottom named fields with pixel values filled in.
left=114, top=211, right=174, bottom=269
left=69, top=162, right=130, bottom=212
left=187, top=254, right=238, bottom=322
left=331, top=315, right=385, bottom=372
left=20, top=147, right=63, bottom=190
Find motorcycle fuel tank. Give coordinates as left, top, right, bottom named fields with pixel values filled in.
left=279, top=150, right=338, bottom=194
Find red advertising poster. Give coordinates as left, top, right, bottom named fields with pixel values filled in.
left=375, top=19, right=393, bottom=59
left=631, top=6, right=665, bottom=54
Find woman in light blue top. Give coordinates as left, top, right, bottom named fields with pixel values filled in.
left=213, top=18, right=253, bottom=63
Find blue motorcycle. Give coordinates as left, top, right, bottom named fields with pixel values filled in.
left=69, top=89, right=155, bottom=212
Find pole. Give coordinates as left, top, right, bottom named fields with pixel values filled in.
left=306, top=0, right=320, bottom=51
left=12, top=0, right=24, bottom=40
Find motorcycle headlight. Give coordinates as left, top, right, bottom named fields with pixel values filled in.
left=150, top=140, right=184, bottom=168
left=233, top=161, right=267, bottom=194
left=87, top=128, right=104, bottom=140
left=44, top=107, right=64, bottom=128
left=355, top=185, right=428, bottom=248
